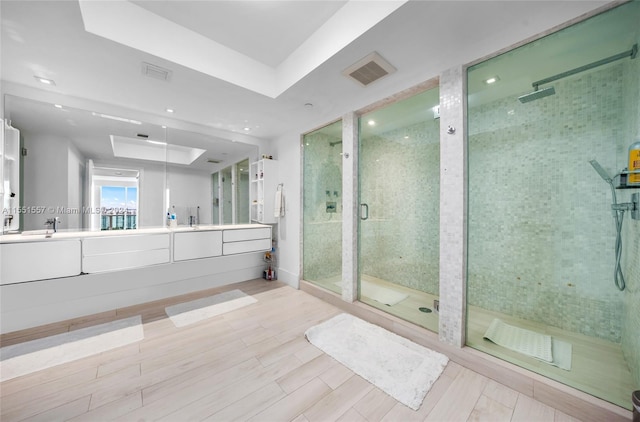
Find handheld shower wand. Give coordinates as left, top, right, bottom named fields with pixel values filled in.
left=589, top=160, right=612, bottom=184
left=589, top=160, right=625, bottom=291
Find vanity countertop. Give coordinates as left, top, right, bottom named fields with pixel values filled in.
left=0, top=224, right=271, bottom=244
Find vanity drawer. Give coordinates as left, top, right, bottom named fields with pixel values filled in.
left=0, top=240, right=82, bottom=284
left=222, top=238, right=272, bottom=255
left=174, top=230, right=223, bottom=261
left=82, top=249, right=170, bottom=273
left=82, top=233, right=170, bottom=255
left=223, top=227, right=271, bottom=242
left=81, top=233, right=170, bottom=273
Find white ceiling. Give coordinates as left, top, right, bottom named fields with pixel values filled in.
left=1, top=0, right=614, bottom=145
left=131, top=1, right=349, bottom=68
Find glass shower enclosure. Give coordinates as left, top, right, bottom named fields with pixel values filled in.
left=466, top=2, right=639, bottom=409
left=358, top=87, right=440, bottom=332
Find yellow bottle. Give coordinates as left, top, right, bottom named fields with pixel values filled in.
left=629, top=140, right=640, bottom=185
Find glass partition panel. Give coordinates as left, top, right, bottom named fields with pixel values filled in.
left=302, top=120, right=343, bottom=294
left=466, top=2, right=639, bottom=409
left=235, top=159, right=250, bottom=224
left=212, top=172, right=220, bottom=225
left=221, top=166, right=233, bottom=225
left=358, top=87, right=440, bottom=332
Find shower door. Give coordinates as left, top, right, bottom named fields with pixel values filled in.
left=357, top=87, right=441, bottom=332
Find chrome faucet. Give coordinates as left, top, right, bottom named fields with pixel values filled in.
left=45, top=217, right=60, bottom=233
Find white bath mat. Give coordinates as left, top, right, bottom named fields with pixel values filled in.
left=165, top=289, right=257, bottom=328
left=334, top=279, right=409, bottom=306
left=305, top=313, right=449, bottom=410
left=483, top=319, right=572, bottom=370
left=0, top=315, right=143, bottom=382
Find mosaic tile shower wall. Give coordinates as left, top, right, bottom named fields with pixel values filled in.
left=621, top=52, right=640, bottom=386
left=359, top=119, right=440, bottom=294
left=302, top=130, right=343, bottom=281
left=468, top=62, right=630, bottom=343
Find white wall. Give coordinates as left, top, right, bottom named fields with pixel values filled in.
left=272, top=131, right=302, bottom=288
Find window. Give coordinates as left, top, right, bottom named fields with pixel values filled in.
left=100, top=186, right=138, bottom=230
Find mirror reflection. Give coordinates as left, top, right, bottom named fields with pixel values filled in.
left=2, top=95, right=258, bottom=233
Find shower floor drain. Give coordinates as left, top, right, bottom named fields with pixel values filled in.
left=418, top=307, right=432, bottom=313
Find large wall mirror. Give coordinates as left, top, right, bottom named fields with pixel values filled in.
left=2, top=95, right=258, bottom=233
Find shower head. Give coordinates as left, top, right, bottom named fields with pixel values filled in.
left=589, top=160, right=613, bottom=184
left=518, top=86, right=556, bottom=103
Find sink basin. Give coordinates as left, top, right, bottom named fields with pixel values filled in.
left=21, top=230, right=50, bottom=236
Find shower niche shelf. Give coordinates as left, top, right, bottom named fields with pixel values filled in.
left=250, top=159, right=278, bottom=224
left=616, top=169, right=640, bottom=189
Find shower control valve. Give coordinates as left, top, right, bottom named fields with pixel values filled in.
left=614, top=193, right=640, bottom=220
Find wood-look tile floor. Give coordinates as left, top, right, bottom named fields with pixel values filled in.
left=311, top=275, right=634, bottom=411
left=0, top=279, right=584, bottom=421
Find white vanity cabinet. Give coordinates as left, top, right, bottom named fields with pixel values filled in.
left=82, top=233, right=170, bottom=273
left=0, top=224, right=271, bottom=333
left=0, top=240, right=82, bottom=285
left=173, top=230, right=223, bottom=261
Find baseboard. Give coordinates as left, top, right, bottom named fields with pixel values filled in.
left=275, top=268, right=299, bottom=289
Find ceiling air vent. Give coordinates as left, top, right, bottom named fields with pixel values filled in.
left=207, top=158, right=222, bottom=164
left=342, top=52, right=396, bottom=87
left=141, top=62, right=172, bottom=82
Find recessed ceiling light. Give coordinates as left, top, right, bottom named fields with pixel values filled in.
left=166, top=108, right=174, bottom=113
left=34, top=76, right=56, bottom=86
left=54, top=104, right=63, bottom=109
left=484, top=76, right=500, bottom=84
left=404, top=135, right=409, bottom=139
left=367, top=120, right=376, bottom=126
left=243, top=127, right=251, bottom=131
left=304, top=103, right=314, bottom=109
